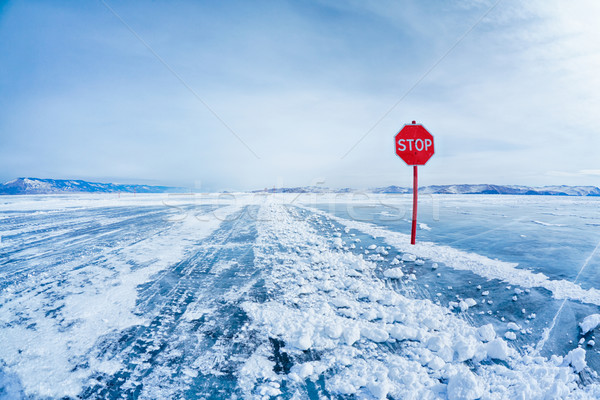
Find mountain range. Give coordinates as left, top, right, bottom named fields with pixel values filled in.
left=0, top=178, right=184, bottom=195
left=1, top=178, right=599, bottom=196
left=257, top=184, right=600, bottom=196
left=369, top=184, right=600, bottom=196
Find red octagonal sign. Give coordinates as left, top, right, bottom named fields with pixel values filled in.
left=395, top=123, right=435, bottom=165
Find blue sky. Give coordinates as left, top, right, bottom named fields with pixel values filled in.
left=1, top=0, right=599, bottom=191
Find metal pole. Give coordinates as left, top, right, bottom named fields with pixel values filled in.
left=411, top=165, right=418, bottom=245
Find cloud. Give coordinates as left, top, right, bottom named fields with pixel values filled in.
left=579, top=170, right=600, bottom=177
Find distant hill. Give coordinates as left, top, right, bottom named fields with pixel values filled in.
left=371, top=184, right=600, bottom=196
left=0, top=178, right=185, bottom=195
left=255, top=184, right=600, bottom=196
left=2, top=179, right=599, bottom=196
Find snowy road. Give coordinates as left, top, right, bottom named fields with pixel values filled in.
left=1, top=194, right=600, bottom=399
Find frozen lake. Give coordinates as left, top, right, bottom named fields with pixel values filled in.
left=1, top=193, right=600, bottom=399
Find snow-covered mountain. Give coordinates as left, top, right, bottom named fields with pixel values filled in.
left=0, top=178, right=184, bottom=195
left=371, top=184, right=600, bottom=196
left=255, top=184, right=600, bottom=196
left=2, top=179, right=599, bottom=196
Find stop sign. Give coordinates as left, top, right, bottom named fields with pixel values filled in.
left=395, top=124, right=435, bottom=165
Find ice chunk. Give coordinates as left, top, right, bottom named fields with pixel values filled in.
left=383, top=267, right=404, bottom=279
left=459, top=298, right=477, bottom=312
left=507, top=322, right=520, bottom=331
left=415, top=259, right=425, bottom=266
left=454, top=336, right=478, bottom=362
left=367, top=373, right=391, bottom=400
left=389, top=324, right=419, bottom=341
left=486, top=338, right=509, bottom=360
left=564, top=347, right=587, bottom=373
left=375, top=246, right=388, bottom=255
left=331, top=297, right=352, bottom=308
left=291, top=332, right=312, bottom=350
left=361, top=326, right=389, bottom=343
left=290, top=362, right=313, bottom=379
left=367, top=244, right=377, bottom=250
left=447, top=369, right=484, bottom=400
left=324, top=323, right=343, bottom=339
left=426, top=335, right=447, bottom=352
left=368, top=254, right=385, bottom=261
left=401, top=253, right=417, bottom=262
left=428, top=356, right=445, bottom=370
left=504, top=331, right=516, bottom=340
left=258, top=383, right=281, bottom=396
left=579, top=314, right=600, bottom=334
left=343, top=325, right=360, bottom=345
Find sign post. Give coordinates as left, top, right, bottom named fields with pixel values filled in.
left=411, top=165, right=418, bottom=245
left=395, top=121, right=435, bottom=244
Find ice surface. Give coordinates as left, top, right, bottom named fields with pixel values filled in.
left=1, top=193, right=600, bottom=399
left=321, top=210, right=600, bottom=306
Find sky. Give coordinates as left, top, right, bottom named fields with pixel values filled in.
left=0, top=0, right=599, bottom=191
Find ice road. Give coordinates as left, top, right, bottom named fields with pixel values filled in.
left=1, top=193, right=600, bottom=399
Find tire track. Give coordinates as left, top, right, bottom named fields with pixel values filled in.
left=80, top=205, right=272, bottom=399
